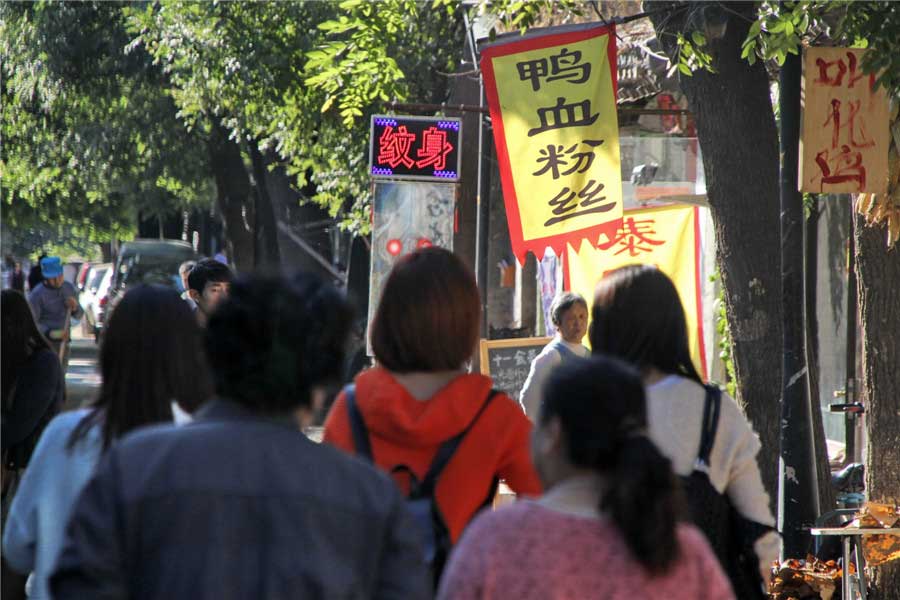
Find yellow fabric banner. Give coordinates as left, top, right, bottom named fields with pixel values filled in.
left=481, top=24, right=623, bottom=263
left=566, top=204, right=707, bottom=379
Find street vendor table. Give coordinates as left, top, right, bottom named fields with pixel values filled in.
left=810, top=510, right=900, bottom=600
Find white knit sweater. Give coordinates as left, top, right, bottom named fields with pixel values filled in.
left=647, top=375, right=780, bottom=572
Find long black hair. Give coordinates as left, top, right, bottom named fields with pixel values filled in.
left=541, top=355, right=683, bottom=574
left=69, top=284, right=211, bottom=451
left=590, top=264, right=703, bottom=385
left=1, top=290, right=52, bottom=410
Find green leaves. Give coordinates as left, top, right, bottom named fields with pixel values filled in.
left=303, top=0, right=419, bottom=128
left=739, top=2, right=833, bottom=69
left=1, top=2, right=210, bottom=244
left=836, top=1, right=900, bottom=94
left=128, top=0, right=464, bottom=231
left=732, top=1, right=900, bottom=95
left=691, top=30, right=707, bottom=47
left=673, top=30, right=716, bottom=77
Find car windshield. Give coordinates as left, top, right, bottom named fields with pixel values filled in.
left=120, top=260, right=181, bottom=289
left=88, top=269, right=108, bottom=290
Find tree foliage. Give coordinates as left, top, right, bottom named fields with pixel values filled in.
left=0, top=1, right=213, bottom=250
left=3, top=0, right=579, bottom=245
left=126, top=0, right=464, bottom=235
left=669, top=1, right=900, bottom=92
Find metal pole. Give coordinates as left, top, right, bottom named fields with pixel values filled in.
left=844, top=211, right=858, bottom=464
left=778, top=48, right=819, bottom=558
left=464, top=10, right=489, bottom=335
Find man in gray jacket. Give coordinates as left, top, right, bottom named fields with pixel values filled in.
left=27, top=256, right=82, bottom=368
left=51, top=273, right=430, bottom=600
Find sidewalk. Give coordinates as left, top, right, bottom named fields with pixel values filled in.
left=64, top=324, right=101, bottom=410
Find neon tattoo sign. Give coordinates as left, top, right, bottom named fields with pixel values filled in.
left=369, top=115, right=462, bottom=182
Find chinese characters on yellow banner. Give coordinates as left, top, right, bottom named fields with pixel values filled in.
left=481, top=25, right=622, bottom=263
left=566, top=204, right=707, bottom=379
left=800, top=47, right=889, bottom=194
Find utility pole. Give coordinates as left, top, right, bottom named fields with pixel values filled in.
left=777, top=48, right=820, bottom=558
left=464, top=9, right=490, bottom=336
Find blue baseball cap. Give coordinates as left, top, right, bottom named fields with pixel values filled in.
left=40, top=256, right=63, bottom=278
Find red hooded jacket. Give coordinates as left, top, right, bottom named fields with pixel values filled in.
left=323, top=367, right=542, bottom=543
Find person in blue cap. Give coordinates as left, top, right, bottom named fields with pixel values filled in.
left=27, top=257, right=82, bottom=368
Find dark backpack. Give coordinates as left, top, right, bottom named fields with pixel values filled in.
left=681, top=385, right=773, bottom=600
left=345, top=384, right=498, bottom=588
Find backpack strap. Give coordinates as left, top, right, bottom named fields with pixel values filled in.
left=696, top=384, right=722, bottom=467
left=418, top=389, right=500, bottom=496
left=344, top=384, right=373, bottom=462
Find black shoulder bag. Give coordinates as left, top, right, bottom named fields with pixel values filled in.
left=680, top=385, right=774, bottom=600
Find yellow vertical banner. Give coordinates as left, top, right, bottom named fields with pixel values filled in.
left=566, top=204, right=707, bottom=379
left=481, top=24, right=623, bottom=264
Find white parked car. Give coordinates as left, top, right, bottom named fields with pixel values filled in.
left=79, top=264, right=112, bottom=340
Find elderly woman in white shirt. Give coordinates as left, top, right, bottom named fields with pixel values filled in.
left=589, top=264, right=779, bottom=592
left=519, top=292, right=590, bottom=419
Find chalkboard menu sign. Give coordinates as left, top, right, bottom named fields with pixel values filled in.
left=479, top=337, right=551, bottom=402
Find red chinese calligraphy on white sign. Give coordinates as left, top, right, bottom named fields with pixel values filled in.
left=800, top=47, right=889, bottom=194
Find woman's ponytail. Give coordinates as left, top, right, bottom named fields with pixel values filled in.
left=601, top=434, right=683, bottom=574
left=542, top=355, right=685, bottom=575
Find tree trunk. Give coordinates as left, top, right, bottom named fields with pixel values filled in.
left=855, top=213, right=900, bottom=599
left=647, top=1, right=783, bottom=501
left=248, top=143, right=282, bottom=268
left=208, top=123, right=254, bottom=272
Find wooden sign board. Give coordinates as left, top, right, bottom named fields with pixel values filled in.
left=479, top=337, right=551, bottom=403
left=800, top=47, right=889, bottom=195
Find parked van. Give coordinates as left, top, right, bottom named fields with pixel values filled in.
left=98, top=240, right=198, bottom=337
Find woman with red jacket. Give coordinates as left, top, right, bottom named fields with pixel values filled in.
left=323, top=247, right=541, bottom=548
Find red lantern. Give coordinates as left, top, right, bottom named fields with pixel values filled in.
left=386, top=239, right=403, bottom=256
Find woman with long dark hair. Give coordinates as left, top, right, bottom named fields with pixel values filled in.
left=438, top=356, right=733, bottom=599
left=2, top=285, right=210, bottom=599
left=2, top=290, right=64, bottom=477
left=590, top=264, right=778, bottom=591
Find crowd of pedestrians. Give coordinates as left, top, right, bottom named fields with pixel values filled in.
left=1, top=246, right=777, bottom=599
left=3, top=285, right=208, bottom=599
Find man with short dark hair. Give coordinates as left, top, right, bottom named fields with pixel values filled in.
left=27, top=256, right=82, bottom=368
left=187, top=258, right=232, bottom=326
left=50, top=273, right=430, bottom=599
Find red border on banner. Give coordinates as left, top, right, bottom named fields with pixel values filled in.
left=692, top=205, right=708, bottom=380
left=481, top=24, right=620, bottom=265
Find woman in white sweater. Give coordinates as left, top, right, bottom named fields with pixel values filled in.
left=589, top=264, right=779, bottom=590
